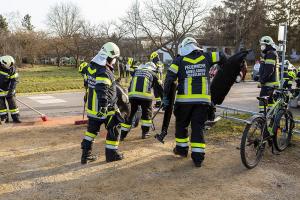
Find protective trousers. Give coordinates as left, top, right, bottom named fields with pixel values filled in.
left=0, top=95, right=19, bottom=120
left=83, top=113, right=122, bottom=152
left=121, top=99, right=152, bottom=136
left=259, top=86, right=274, bottom=112
left=174, top=104, right=208, bottom=162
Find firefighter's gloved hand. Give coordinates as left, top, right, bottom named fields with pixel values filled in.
left=162, top=97, right=169, bottom=111
left=97, top=107, right=108, bottom=118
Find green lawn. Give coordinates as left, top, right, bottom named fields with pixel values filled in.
left=17, top=65, right=84, bottom=93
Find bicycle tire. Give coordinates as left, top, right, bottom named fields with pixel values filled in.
left=273, top=109, right=294, bottom=152
left=240, top=116, right=265, bottom=169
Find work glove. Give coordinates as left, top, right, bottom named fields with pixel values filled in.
left=97, top=107, right=108, bottom=118
left=162, top=97, right=170, bottom=111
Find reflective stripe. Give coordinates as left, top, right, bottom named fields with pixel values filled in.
left=84, top=136, right=94, bottom=141
left=263, top=82, right=279, bottom=87
left=175, top=137, right=189, bottom=143
left=9, top=108, right=19, bottom=114
left=0, top=91, right=8, bottom=96
left=212, top=52, right=219, bottom=63
left=202, top=77, right=207, bottom=95
left=121, top=123, right=131, bottom=131
left=87, top=110, right=106, bottom=120
left=265, top=59, right=276, bottom=65
left=141, top=119, right=152, bottom=127
left=85, top=131, right=97, bottom=139
left=0, top=109, right=7, bottom=115
left=96, top=77, right=112, bottom=86
left=190, top=142, right=206, bottom=148
left=87, top=67, right=96, bottom=75
left=0, top=71, right=8, bottom=76
left=9, top=73, right=18, bottom=79
left=176, top=94, right=211, bottom=103
left=106, top=144, right=118, bottom=150
left=128, top=92, right=152, bottom=99
left=191, top=148, right=205, bottom=153
left=176, top=142, right=189, bottom=147
left=169, top=64, right=179, bottom=74
left=154, top=97, right=161, bottom=101
left=183, top=55, right=205, bottom=64
left=143, top=78, right=149, bottom=93
left=106, top=140, right=119, bottom=146
left=187, top=77, right=192, bottom=95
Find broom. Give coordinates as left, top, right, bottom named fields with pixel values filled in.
left=16, top=98, right=48, bottom=122
left=74, top=90, right=88, bottom=125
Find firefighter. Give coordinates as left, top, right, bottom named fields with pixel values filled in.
left=80, top=42, right=124, bottom=164
left=258, top=36, right=279, bottom=112
left=0, top=55, right=21, bottom=123
left=282, top=60, right=296, bottom=90
left=150, top=52, right=163, bottom=108
left=162, top=37, right=226, bottom=167
left=120, top=62, right=163, bottom=140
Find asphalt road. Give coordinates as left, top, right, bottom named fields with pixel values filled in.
left=17, top=81, right=300, bottom=120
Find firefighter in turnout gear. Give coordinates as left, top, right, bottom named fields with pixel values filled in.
left=80, top=42, right=124, bottom=164
left=120, top=62, right=163, bottom=140
left=258, top=36, right=279, bottom=112
left=282, top=60, right=295, bottom=90
left=150, top=51, right=163, bottom=108
left=163, top=37, right=227, bottom=167
left=78, top=61, right=89, bottom=88
left=0, top=55, right=21, bottom=123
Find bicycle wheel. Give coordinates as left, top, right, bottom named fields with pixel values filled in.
left=273, top=109, right=294, bottom=151
left=240, top=116, right=266, bottom=169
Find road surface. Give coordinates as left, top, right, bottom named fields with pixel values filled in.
left=17, top=81, right=299, bottom=120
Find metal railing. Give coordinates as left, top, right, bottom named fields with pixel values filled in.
left=216, top=105, right=300, bottom=135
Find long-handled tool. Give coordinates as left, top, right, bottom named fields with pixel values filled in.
left=151, top=105, right=163, bottom=131
left=16, top=98, right=48, bottom=122
left=75, top=90, right=88, bottom=125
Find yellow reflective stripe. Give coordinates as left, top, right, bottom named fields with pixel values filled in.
left=133, top=77, right=137, bottom=91
left=96, top=77, right=112, bottom=86
left=128, top=91, right=152, bottom=97
left=176, top=94, right=211, bottom=99
left=9, top=108, right=19, bottom=113
left=143, top=78, right=148, bottom=93
left=0, top=71, right=8, bottom=76
left=264, top=82, right=279, bottom=87
left=141, top=119, right=152, bottom=124
left=183, top=55, right=205, bottom=64
left=212, top=52, right=219, bottom=63
left=79, top=62, right=88, bottom=72
left=106, top=140, right=119, bottom=146
left=0, top=109, right=7, bottom=113
left=176, top=137, right=189, bottom=143
left=265, top=59, right=276, bottom=65
left=202, top=77, right=207, bottom=95
left=87, top=67, right=96, bottom=75
left=85, top=131, right=97, bottom=138
left=169, top=64, right=179, bottom=74
left=92, top=90, right=96, bottom=113
left=190, top=143, right=206, bottom=148
left=0, top=91, right=8, bottom=95
left=187, top=77, right=192, bottom=95
left=9, top=73, right=18, bottom=79
left=154, top=97, right=161, bottom=100
left=121, top=123, right=131, bottom=128
left=107, top=110, right=115, bottom=116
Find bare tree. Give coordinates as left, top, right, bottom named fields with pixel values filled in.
left=136, top=0, right=207, bottom=59
left=47, top=2, right=83, bottom=38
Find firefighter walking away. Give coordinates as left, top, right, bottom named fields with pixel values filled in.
left=163, top=37, right=226, bottom=167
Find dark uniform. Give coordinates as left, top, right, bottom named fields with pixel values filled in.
left=258, top=46, right=279, bottom=112
left=164, top=50, right=225, bottom=166
left=120, top=62, right=163, bottom=139
left=81, top=61, right=123, bottom=163
left=153, top=61, right=164, bottom=108
left=295, top=68, right=300, bottom=89
left=0, top=65, right=20, bottom=122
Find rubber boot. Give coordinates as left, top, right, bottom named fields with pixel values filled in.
left=81, top=140, right=97, bottom=164
left=141, top=126, right=150, bottom=139
left=105, top=148, right=124, bottom=162
left=191, top=152, right=205, bottom=167
left=11, top=114, right=21, bottom=123
left=173, top=146, right=188, bottom=157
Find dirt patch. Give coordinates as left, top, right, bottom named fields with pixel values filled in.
left=0, top=115, right=300, bottom=200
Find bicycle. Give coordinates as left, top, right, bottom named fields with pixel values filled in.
left=240, top=88, right=295, bottom=169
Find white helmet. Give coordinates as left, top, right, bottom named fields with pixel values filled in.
left=259, top=36, right=276, bottom=50
left=0, top=55, right=15, bottom=69
left=99, top=42, right=120, bottom=59
left=180, top=37, right=201, bottom=56
left=140, top=62, right=156, bottom=71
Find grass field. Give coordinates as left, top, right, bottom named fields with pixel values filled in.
left=17, top=65, right=84, bottom=93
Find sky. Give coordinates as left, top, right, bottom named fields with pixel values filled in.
left=0, top=0, right=220, bottom=31
left=0, top=0, right=136, bottom=30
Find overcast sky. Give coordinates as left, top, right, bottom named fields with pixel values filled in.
left=0, top=0, right=220, bottom=30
